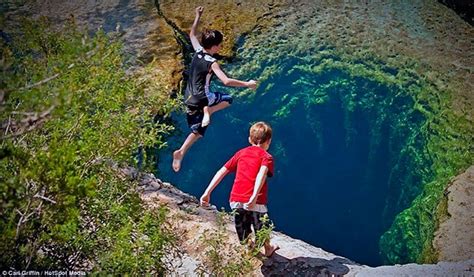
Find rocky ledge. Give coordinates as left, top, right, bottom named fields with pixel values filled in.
left=434, top=165, right=474, bottom=262
left=116, top=164, right=474, bottom=276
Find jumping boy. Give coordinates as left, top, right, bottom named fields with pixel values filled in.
left=172, top=6, right=257, bottom=172
left=200, top=122, right=279, bottom=257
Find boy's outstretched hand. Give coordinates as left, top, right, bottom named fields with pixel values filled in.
left=200, top=193, right=210, bottom=207
left=196, top=6, right=204, bottom=17
left=247, top=80, right=257, bottom=90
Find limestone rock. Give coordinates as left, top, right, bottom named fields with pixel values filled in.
left=354, top=259, right=474, bottom=277
left=434, top=165, right=474, bottom=262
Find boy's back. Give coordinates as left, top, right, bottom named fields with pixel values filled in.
left=184, top=48, right=216, bottom=109
left=225, top=145, right=274, bottom=205
left=199, top=121, right=279, bottom=257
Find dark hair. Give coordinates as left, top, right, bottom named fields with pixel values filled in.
left=201, top=29, right=223, bottom=49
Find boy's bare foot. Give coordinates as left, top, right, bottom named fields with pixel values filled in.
left=245, top=239, right=255, bottom=250
left=264, top=244, right=280, bottom=257
left=202, top=112, right=211, bottom=127
left=172, top=150, right=183, bottom=172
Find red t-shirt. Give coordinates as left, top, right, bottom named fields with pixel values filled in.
left=224, top=146, right=274, bottom=205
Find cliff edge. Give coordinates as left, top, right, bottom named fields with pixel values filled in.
left=118, top=165, right=474, bottom=276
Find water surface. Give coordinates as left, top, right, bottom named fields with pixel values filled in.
left=157, top=0, right=474, bottom=265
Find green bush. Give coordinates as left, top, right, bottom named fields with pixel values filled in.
left=0, top=17, right=179, bottom=273
left=195, top=210, right=275, bottom=276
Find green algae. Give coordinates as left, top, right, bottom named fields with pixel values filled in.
left=157, top=0, right=472, bottom=264
left=380, top=104, right=473, bottom=264
left=221, top=0, right=473, bottom=264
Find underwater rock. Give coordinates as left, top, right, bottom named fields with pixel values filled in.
left=3, top=0, right=166, bottom=62
left=236, top=0, right=474, bottom=264
left=3, top=0, right=277, bottom=94
left=157, top=0, right=279, bottom=57
left=2, top=0, right=184, bottom=94
left=438, top=0, right=474, bottom=25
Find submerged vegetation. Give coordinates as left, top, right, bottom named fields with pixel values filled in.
left=0, top=18, right=180, bottom=271
left=230, top=3, right=473, bottom=264
left=188, top=1, right=473, bottom=264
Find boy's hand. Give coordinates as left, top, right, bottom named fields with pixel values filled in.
left=195, top=6, right=204, bottom=17
left=246, top=80, right=257, bottom=90
left=244, top=196, right=257, bottom=210
left=200, top=193, right=210, bottom=207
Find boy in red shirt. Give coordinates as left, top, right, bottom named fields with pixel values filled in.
left=200, top=122, right=279, bottom=257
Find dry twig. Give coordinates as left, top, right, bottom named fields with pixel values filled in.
left=2, top=105, right=55, bottom=139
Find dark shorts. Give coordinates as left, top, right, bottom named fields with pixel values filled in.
left=186, top=108, right=207, bottom=136
left=233, top=208, right=270, bottom=242
left=186, top=92, right=233, bottom=136
left=207, top=91, right=233, bottom=106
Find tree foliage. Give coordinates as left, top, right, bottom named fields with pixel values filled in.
left=0, top=17, right=179, bottom=273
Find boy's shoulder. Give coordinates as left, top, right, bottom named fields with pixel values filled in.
left=239, top=145, right=272, bottom=158
left=262, top=149, right=273, bottom=160
left=204, top=54, right=216, bottom=63
left=194, top=47, right=216, bottom=63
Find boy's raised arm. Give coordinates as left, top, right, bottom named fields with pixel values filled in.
left=190, top=6, right=203, bottom=51
left=200, top=166, right=229, bottom=206
left=245, top=165, right=268, bottom=209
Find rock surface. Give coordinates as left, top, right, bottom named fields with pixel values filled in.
left=157, top=0, right=278, bottom=57
left=355, top=259, right=474, bottom=277
left=2, top=0, right=184, bottom=97
left=3, top=0, right=278, bottom=94
left=438, top=0, right=474, bottom=25
left=434, top=165, right=474, bottom=262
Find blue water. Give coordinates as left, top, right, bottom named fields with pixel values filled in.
left=158, top=58, right=425, bottom=266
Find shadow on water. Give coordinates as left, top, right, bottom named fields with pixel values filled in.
left=261, top=254, right=354, bottom=277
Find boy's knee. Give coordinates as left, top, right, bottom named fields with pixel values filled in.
left=224, top=95, right=233, bottom=105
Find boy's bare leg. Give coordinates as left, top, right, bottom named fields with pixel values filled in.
left=202, top=102, right=230, bottom=127
left=172, top=132, right=202, bottom=172
left=263, top=240, right=279, bottom=257
left=208, top=101, right=230, bottom=115
left=202, top=106, right=211, bottom=127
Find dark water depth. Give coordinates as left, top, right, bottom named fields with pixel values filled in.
left=158, top=59, right=428, bottom=266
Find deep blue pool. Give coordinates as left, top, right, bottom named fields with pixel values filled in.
left=158, top=58, right=427, bottom=266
